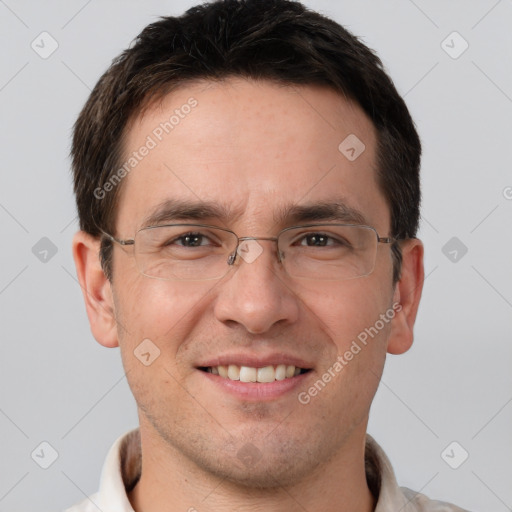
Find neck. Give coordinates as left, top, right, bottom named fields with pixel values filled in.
left=127, top=420, right=376, bottom=512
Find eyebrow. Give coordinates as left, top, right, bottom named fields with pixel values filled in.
left=277, top=201, right=368, bottom=226
left=140, top=198, right=369, bottom=229
left=141, top=199, right=242, bottom=228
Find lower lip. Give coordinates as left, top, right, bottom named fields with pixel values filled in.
left=198, top=370, right=312, bottom=401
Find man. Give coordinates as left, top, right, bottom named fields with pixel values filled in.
left=66, top=0, right=468, bottom=510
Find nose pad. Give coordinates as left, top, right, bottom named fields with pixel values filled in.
left=228, top=238, right=282, bottom=267
left=237, top=239, right=264, bottom=264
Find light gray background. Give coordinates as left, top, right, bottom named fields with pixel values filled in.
left=0, top=1, right=511, bottom=511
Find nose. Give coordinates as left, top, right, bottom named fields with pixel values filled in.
left=213, top=239, right=300, bottom=334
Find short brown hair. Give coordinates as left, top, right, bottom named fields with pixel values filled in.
left=71, top=0, right=421, bottom=283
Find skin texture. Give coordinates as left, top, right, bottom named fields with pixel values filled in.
left=73, top=77, right=424, bottom=512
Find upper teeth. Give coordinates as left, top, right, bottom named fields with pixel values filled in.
left=206, top=364, right=301, bottom=382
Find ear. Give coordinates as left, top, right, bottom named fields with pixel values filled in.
left=387, top=239, right=424, bottom=355
left=72, top=230, right=119, bottom=348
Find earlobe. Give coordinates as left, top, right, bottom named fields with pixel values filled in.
left=387, top=239, right=424, bottom=355
left=72, top=230, right=119, bottom=348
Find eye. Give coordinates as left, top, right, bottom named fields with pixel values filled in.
left=167, top=231, right=215, bottom=248
left=296, top=232, right=348, bottom=248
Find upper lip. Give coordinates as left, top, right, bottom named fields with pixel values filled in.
left=197, top=352, right=314, bottom=370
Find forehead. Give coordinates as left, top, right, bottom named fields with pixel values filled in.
left=116, top=77, right=389, bottom=234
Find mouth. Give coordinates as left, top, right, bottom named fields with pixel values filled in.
left=198, top=364, right=311, bottom=383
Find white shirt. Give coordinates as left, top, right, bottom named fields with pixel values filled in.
left=64, top=428, right=468, bottom=512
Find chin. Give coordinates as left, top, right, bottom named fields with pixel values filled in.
left=204, top=447, right=321, bottom=490
left=187, top=426, right=330, bottom=490
left=143, top=400, right=351, bottom=490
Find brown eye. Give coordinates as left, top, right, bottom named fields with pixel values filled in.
left=172, top=232, right=210, bottom=247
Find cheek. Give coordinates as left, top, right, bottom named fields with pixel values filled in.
left=112, top=278, right=211, bottom=409
left=113, top=273, right=215, bottom=357
left=293, top=276, right=393, bottom=354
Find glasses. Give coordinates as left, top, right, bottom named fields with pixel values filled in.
left=101, top=223, right=396, bottom=281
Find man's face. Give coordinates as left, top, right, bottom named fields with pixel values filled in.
left=111, top=78, right=398, bottom=486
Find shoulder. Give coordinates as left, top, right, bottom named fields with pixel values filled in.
left=401, top=487, right=471, bottom=512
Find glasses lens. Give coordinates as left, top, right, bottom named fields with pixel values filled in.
left=134, top=225, right=238, bottom=280
left=279, top=224, right=378, bottom=280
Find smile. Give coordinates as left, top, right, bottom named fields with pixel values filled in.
left=199, top=364, right=310, bottom=383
